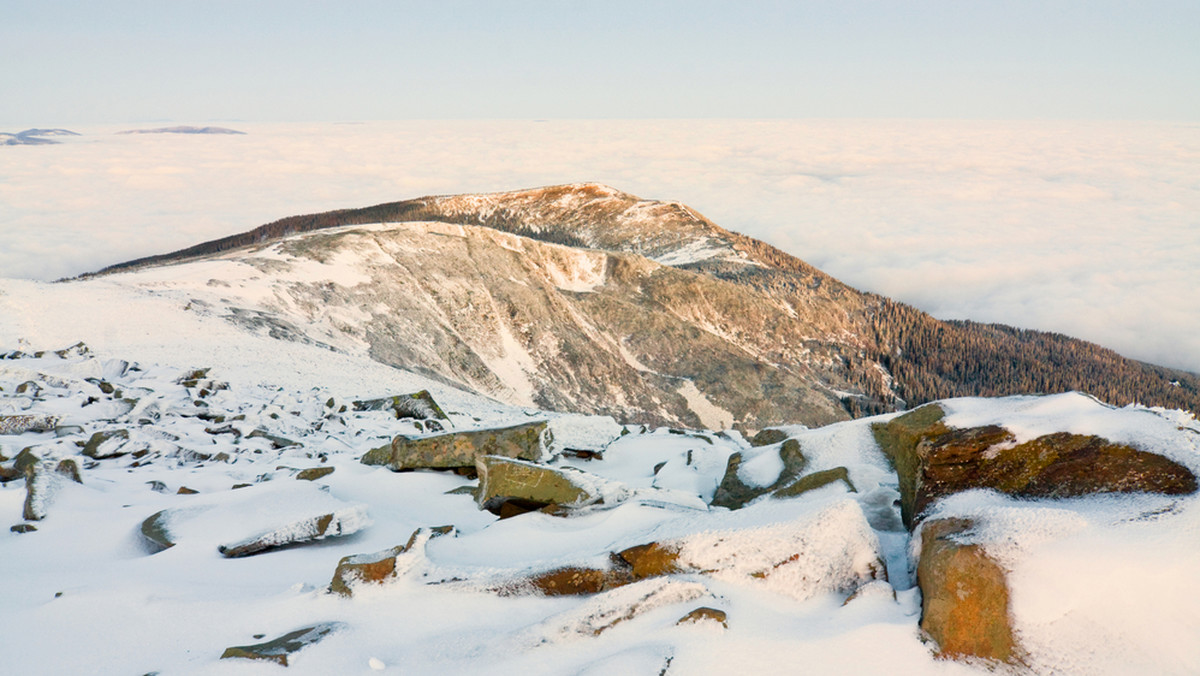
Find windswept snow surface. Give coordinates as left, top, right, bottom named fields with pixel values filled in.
left=1, top=275, right=1199, bottom=674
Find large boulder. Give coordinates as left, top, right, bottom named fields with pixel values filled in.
left=917, top=518, right=1018, bottom=664
left=710, top=438, right=807, bottom=509
left=475, top=455, right=618, bottom=515
left=873, top=404, right=1197, bottom=528
left=361, top=420, right=547, bottom=471
left=220, top=622, right=345, bottom=667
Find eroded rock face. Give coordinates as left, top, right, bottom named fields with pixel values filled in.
left=220, top=622, right=345, bottom=667
left=475, top=455, right=611, bottom=515
left=917, top=518, right=1017, bottom=664
left=361, top=421, right=547, bottom=471
left=710, top=438, right=807, bottom=509
left=873, top=404, right=1197, bottom=528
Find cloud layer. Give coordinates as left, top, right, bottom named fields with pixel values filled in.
left=1, top=120, right=1197, bottom=373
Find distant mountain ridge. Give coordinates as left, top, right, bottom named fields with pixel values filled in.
left=86, top=184, right=1200, bottom=425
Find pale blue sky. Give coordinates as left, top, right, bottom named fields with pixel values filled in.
left=3, top=1, right=1198, bottom=124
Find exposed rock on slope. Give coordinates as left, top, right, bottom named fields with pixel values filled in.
left=87, top=184, right=1200, bottom=426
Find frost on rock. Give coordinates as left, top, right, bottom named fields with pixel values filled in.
left=0, top=413, right=60, bottom=435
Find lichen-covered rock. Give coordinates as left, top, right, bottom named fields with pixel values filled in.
left=361, top=420, right=547, bottom=471
left=81, top=429, right=132, bottom=459
left=710, top=438, right=807, bottom=509
left=296, top=466, right=335, bottom=481
left=352, top=390, right=448, bottom=422
left=329, top=526, right=454, bottom=596
left=475, top=455, right=615, bottom=515
left=772, top=466, right=857, bottom=499
left=220, top=622, right=345, bottom=666
left=917, top=518, right=1018, bottom=664
left=618, top=499, right=886, bottom=602
left=873, top=404, right=1197, bottom=528
left=0, top=414, right=60, bottom=435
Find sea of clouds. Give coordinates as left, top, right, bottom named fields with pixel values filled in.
left=1, top=120, right=1197, bottom=373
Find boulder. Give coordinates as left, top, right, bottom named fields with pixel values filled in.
left=23, top=460, right=82, bottom=521
left=676, top=606, right=728, bottom=628
left=0, top=414, right=60, bottom=435
left=81, top=429, right=132, bottom=459
left=361, top=420, right=547, bottom=471
left=10, top=523, right=37, bottom=534
left=917, top=518, right=1018, bottom=664
left=509, top=565, right=634, bottom=597
left=617, top=499, right=886, bottom=602
left=296, top=466, right=335, bottom=481
left=352, top=390, right=448, bottom=422
left=771, top=466, right=856, bottom=499
left=475, top=455, right=613, bottom=515
left=329, top=526, right=454, bottom=596
left=710, top=438, right=807, bottom=509
left=218, top=509, right=364, bottom=557
left=873, top=404, right=1198, bottom=528
left=13, top=448, right=41, bottom=473
left=749, top=428, right=789, bottom=447
left=246, top=429, right=301, bottom=449
left=220, top=622, right=345, bottom=667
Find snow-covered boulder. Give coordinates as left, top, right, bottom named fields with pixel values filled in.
left=711, top=438, right=808, bottom=509
left=475, top=455, right=627, bottom=516
left=361, top=420, right=547, bottom=471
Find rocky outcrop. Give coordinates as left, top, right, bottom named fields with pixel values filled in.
left=917, top=518, right=1018, bottom=664
left=475, top=455, right=613, bottom=516
left=873, top=404, right=1197, bottom=528
left=220, top=623, right=344, bottom=666
left=710, top=438, right=807, bottom=509
left=361, top=421, right=547, bottom=471
left=329, top=526, right=454, bottom=596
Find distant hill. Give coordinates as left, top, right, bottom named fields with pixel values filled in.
left=86, top=184, right=1200, bottom=425
left=116, top=126, right=246, bottom=135
left=1, top=128, right=79, bottom=145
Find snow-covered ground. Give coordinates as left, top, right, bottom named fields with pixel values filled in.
left=2, top=274, right=1200, bottom=674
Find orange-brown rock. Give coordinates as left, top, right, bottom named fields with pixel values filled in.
left=518, top=565, right=634, bottom=596
left=675, top=606, right=728, bottom=628
left=917, top=518, right=1018, bottom=664
left=873, top=405, right=1197, bottom=528
left=617, top=542, right=684, bottom=579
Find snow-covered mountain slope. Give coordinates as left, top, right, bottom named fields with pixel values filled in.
left=1, top=331, right=1197, bottom=674
left=92, top=183, right=1200, bottom=423
left=57, top=219, right=874, bottom=428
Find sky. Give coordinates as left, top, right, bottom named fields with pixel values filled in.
left=2, top=1, right=1199, bottom=124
